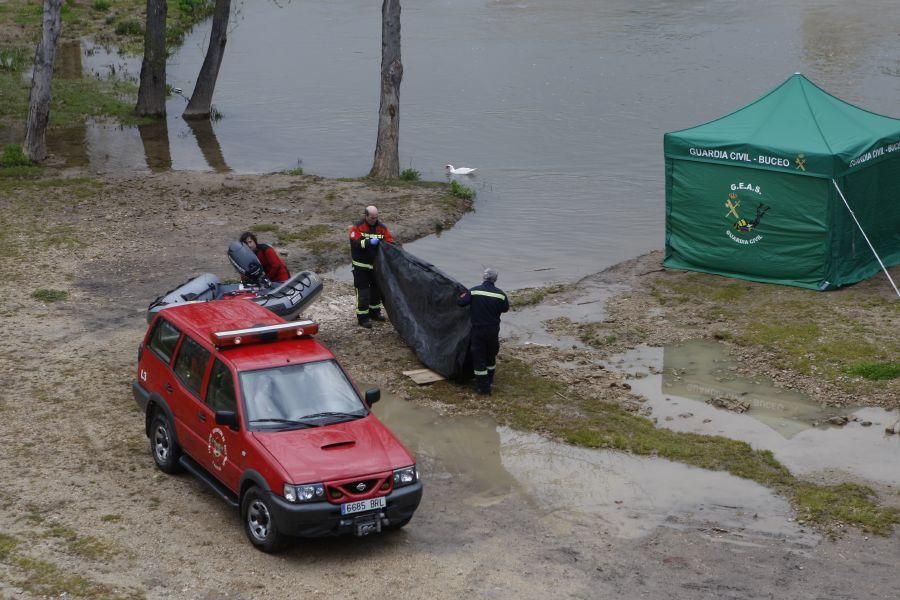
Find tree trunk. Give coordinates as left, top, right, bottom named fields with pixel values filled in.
left=183, top=0, right=231, bottom=119
left=23, top=0, right=63, bottom=162
left=369, top=0, right=402, bottom=179
left=136, top=0, right=168, bottom=117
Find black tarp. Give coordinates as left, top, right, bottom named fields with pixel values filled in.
left=374, top=242, right=472, bottom=379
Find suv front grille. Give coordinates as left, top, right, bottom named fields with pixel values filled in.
left=325, top=473, right=391, bottom=502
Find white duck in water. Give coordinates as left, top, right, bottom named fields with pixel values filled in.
left=445, top=164, right=477, bottom=175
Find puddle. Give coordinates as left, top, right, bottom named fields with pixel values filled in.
left=498, top=428, right=817, bottom=546
left=502, top=280, right=627, bottom=349
left=372, top=392, right=817, bottom=545
left=607, top=340, right=900, bottom=486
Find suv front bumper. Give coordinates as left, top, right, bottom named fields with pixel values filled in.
left=267, top=481, right=423, bottom=538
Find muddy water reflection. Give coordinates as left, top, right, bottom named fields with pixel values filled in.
left=609, top=341, right=900, bottom=486
left=373, top=393, right=816, bottom=543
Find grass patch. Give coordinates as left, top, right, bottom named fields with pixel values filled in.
left=283, top=167, right=304, bottom=176
left=648, top=273, right=900, bottom=392
left=400, top=167, right=420, bottom=181
left=0, top=143, right=31, bottom=167
left=0, top=66, right=142, bottom=126
left=794, top=482, right=900, bottom=536
left=0, top=531, right=137, bottom=598
left=509, top=284, right=568, bottom=309
left=0, top=532, right=18, bottom=560
left=32, top=288, right=69, bottom=302
left=44, top=523, right=116, bottom=560
left=844, top=362, right=900, bottom=381
left=450, top=180, right=474, bottom=199
left=411, top=356, right=900, bottom=535
left=92, top=0, right=111, bottom=11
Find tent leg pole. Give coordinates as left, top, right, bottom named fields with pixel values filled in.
left=831, top=179, right=900, bottom=299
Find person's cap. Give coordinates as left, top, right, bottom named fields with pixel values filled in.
left=483, top=267, right=498, bottom=282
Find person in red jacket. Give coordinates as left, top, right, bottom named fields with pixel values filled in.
left=348, top=205, right=394, bottom=328
left=240, top=231, right=291, bottom=283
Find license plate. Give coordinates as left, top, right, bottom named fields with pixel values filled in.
left=341, top=496, right=386, bottom=515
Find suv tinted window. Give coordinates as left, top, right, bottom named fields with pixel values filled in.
left=206, top=359, right=236, bottom=412
left=173, top=336, right=211, bottom=397
left=148, top=318, right=181, bottom=364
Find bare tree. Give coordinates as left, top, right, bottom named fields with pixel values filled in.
left=183, top=0, right=232, bottom=119
left=369, top=0, right=402, bottom=179
left=23, top=0, right=63, bottom=162
left=136, top=0, right=168, bottom=117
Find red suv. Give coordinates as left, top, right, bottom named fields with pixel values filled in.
left=132, top=300, right=422, bottom=552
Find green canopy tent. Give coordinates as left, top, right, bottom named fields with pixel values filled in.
left=664, top=73, right=900, bottom=295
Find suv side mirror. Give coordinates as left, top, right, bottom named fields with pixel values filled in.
left=365, top=388, right=381, bottom=405
left=215, top=410, right=239, bottom=430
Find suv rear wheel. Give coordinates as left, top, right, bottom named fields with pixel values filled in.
left=242, top=487, right=285, bottom=553
left=150, top=412, right=182, bottom=474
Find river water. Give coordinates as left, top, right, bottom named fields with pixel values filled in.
left=19, top=0, right=900, bottom=287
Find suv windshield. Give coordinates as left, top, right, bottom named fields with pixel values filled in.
left=240, top=359, right=366, bottom=429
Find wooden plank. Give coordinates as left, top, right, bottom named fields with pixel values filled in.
left=402, top=368, right=445, bottom=385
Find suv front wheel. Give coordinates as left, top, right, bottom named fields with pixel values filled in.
left=242, top=487, right=285, bottom=553
left=150, top=412, right=183, bottom=474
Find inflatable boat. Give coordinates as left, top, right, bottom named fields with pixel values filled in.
left=147, top=241, right=323, bottom=323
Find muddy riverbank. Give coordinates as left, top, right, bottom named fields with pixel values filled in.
left=1, top=168, right=898, bottom=598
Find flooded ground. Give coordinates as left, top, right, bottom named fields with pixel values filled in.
left=7, top=1, right=900, bottom=288
left=608, top=341, right=900, bottom=487
left=373, top=392, right=818, bottom=547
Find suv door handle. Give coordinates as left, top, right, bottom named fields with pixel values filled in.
left=165, top=383, right=173, bottom=393
left=198, top=412, right=207, bottom=422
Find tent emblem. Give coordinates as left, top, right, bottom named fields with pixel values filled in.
left=724, top=193, right=741, bottom=219
left=795, top=153, right=807, bottom=171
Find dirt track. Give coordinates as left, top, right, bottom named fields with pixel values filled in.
left=1, top=170, right=898, bottom=599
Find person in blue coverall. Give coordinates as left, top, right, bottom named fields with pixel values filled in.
left=457, top=268, right=510, bottom=395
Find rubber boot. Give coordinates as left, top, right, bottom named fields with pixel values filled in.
left=370, top=309, right=386, bottom=322
left=358, top=316, right=372, bottom=329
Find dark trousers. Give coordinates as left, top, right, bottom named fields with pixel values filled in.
left=353, top=267, right=383, bottom=321
left=471, top=325, right=500, bottom=392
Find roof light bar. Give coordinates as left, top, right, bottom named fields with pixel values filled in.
left=212, top=320, right=319, bottom=347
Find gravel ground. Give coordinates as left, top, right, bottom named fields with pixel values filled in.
left=0, top=169, right=898, bottom=599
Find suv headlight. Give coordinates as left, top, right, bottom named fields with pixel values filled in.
left=393, top=465, right=418, bottom=489
left=283, top=482, right=325, bottom=503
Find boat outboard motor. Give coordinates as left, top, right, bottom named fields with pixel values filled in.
left=227, top=240, right=271, bottom=288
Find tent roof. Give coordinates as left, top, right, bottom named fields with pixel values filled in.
left=664, top=74, right=900, bottom=177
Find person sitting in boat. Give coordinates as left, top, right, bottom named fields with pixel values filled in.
left=239, top=231, right=290, bottom=283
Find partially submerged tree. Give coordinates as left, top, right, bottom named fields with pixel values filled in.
left=136, top=0, right=168, bottom=117
left=23, top=0, right=63, bottom=162
left=369, top=0, right=402, bottom=179
left=183, top=0, right=232, bottom=119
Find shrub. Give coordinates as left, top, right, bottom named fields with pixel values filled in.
left=450, top=180, right=474, bottom=199
left=0, top=47, right=29, bottom=72
left=0, top=144, right=31, bottom=167
left=115, top=19, right=143, bottom=36
left=32, top=289, right=69, bottom=303
left=400, top=168, right=420, bottom=181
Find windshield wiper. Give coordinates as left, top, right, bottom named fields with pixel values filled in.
left=250, top=418, right=315, bottom=429
left=298, top=411, right=365, bottom=423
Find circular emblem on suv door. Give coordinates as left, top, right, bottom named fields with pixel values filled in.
left=208, top=428, right=228, bottom=471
